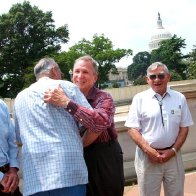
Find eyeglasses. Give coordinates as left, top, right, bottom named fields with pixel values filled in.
left=148, top=73, right=165, bottom=80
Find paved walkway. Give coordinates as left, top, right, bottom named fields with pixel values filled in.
left=124, top=171, right=196, bottom=196
left=19, top=171, right=196, bottom=195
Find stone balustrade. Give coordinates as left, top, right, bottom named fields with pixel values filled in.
left=1, top=79, right=196, bottom=184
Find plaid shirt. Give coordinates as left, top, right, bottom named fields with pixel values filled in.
left=14, top=77, right=92, bottom=196
left=67, top=86, right=118, bottom=143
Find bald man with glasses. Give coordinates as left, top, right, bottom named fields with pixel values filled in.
left=125, top=62, right=193, bottom=196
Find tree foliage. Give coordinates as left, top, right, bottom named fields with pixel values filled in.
left=150, top=35, right=187, bottom=79
left=187, top=45, right=196, bottom=79
left=133, top=76, right=147, bottom=85
left=63, top=34, right=132, bottom=86
left=52, top=51, right=77, bottom=81
left=0, top=1, right=69, bottom=97
left=127, top=51, right=151, bottom=81
left=187, top=63, right=196, bottom=79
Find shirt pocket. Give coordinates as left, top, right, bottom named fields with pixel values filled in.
left=169, top=108, right=181, bottom=123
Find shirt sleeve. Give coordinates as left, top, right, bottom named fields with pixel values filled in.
left=0, top=172, right=4, bottom=181
left=3, top=102, right=19, bottom=168
left=66, top=89, right=115, bottom=133
left=61, top=83, right=92, bottom=109
left=124, top=94, right=141, bottom=129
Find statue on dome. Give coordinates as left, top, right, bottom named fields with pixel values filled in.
left=158, top=12, right=161, bottom=20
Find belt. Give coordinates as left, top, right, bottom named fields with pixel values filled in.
left=155, top=144, right=174, bottom=151
left=85, top=139, right=117, bottom=150
left=0, top=163, right=9, bottom=174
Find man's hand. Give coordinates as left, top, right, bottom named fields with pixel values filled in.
left=156, top=149, right=176, bottom=163
left=1, top=168, right=19, bottom=193
left=147, top=148, right=175, bottom=164
left=82, top=130, right=101, bottom=147
left=44, top=85, right=70, bottom=107
left=145, top=146, right=162, bottom=163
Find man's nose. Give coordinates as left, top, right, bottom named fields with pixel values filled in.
left=78, top=72, right=83, bottom=78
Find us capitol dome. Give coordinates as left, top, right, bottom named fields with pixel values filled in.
left=149, top=13, right=172, bottom=51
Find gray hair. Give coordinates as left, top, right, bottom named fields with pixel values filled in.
left=74, top=55, right=98, bottom=74
left=147, top=62, right=169, bottom=75
left=34, top=58, right=58, bottom=77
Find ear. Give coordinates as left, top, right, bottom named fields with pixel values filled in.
left=94, top=74, right=98, bottom=83
left=167, top=74, right=171, bottom=82
left=50, top=66, right=55, bottom=75
left=49, top=66, right=58, bottom=79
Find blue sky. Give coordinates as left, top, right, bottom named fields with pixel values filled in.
left=1, top=0, right=196, bottom=67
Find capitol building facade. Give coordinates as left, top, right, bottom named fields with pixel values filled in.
left=108, top=13, right=172, bottom=87
left=149, top=12, right=172, bottom=51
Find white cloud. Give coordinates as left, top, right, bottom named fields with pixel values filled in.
left=0, top=0, right=196, bottom=68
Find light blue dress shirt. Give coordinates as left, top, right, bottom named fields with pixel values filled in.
left=0, top=99, right=19, bottom=168
left=0, top=172, right=3, bottom=181
left=14, top=77, right=92, bottom=196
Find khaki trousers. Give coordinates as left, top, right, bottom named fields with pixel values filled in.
left=135, top=146, right=184, bottom=196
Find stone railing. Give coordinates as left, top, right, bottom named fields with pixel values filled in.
left=1, top=79, right=196, bottom=113
left=1, top=79, right=196, bottom=183
left=104, top=79, right=196, bottom=104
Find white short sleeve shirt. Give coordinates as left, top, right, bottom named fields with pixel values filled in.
left=125, top=88, right=193, bottom=148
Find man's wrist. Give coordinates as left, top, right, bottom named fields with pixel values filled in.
left=63, top=98, right=70, bottom=108
left=9, top=167, right=18, bottom=173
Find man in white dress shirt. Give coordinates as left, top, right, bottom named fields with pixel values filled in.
left=125, top=62, right=193, bottom=196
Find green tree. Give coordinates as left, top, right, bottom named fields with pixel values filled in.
left=150, top=35, right=187, bottom=80
left=191, top=45, right=196, bottom=62
left=64, top=34, right=132, bottom=86
left=0, top=1, right=69, bottom=98
left=187, top=45, right=196, bottom=79
left=127, top=51, right=151, bottom=81
left=112, top=81, right=119, bottom=88
left=170, top=70, right=183, bottom=81
left=52, top=51, right=78, bottom=81
left=187, top=63, right=196, bottom=79
left=133, top=76, right=147, bottom=85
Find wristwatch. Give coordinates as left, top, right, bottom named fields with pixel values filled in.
left=171, top=147, right=177, bottom=155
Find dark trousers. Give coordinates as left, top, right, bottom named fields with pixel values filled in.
left=84, top=140, right=124, bottom=196
left=0, top=187, right=22, bottom=196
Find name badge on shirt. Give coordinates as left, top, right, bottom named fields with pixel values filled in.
left=171, top=108, right=181, bottom=116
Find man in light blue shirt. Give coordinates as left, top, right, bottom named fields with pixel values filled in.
left=14, top=58, right=92, bottom=196
left=0, top=99, right=21, bottom=195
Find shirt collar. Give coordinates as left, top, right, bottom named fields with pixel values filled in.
left=149, top=87, right=172, bottom=98
left=38, top=76, right=50, bottom=81
left=86, top=85, right=98, bottom=101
